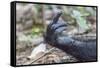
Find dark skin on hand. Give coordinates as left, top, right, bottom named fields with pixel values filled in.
left=44, top=12, right=97, bottom=62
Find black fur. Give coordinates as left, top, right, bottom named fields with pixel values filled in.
left=44, top=12, right=97, bottom=62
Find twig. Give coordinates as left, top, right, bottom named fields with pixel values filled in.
left=29, top=47, right=55, bottom=64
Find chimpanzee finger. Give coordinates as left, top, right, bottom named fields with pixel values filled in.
left=47, top=12, right=62, bottom=32
left=54, top=26, right=67, bottom=34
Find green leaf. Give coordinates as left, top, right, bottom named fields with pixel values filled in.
left=72, top=10, right=89, bottom=30
left=76, top=17, right=89, bottom=30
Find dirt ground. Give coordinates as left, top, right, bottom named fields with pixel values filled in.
left=16, top=43, right=78, bottom=65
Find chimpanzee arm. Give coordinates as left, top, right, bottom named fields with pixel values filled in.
left=55, top=35, right=97, bottom=61
left=44, top=12, right=97, bottom=62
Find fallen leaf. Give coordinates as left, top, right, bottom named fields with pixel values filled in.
left=27, top=43, right=46, bottom=59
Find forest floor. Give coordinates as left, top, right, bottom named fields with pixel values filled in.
left=16, top=43, right=78, bottom=65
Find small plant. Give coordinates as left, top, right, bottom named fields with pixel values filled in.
left=31, top=25, right=43, bottom=38
left=71, top=10, right=89, bottom=30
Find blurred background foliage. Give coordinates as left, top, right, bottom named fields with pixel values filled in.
left=16, top=3, right=96, bottom=38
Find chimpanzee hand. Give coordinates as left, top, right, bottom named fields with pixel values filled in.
left=44, top=12, right=69, bottom=45
left=44, top=12, right=96, bottom=62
